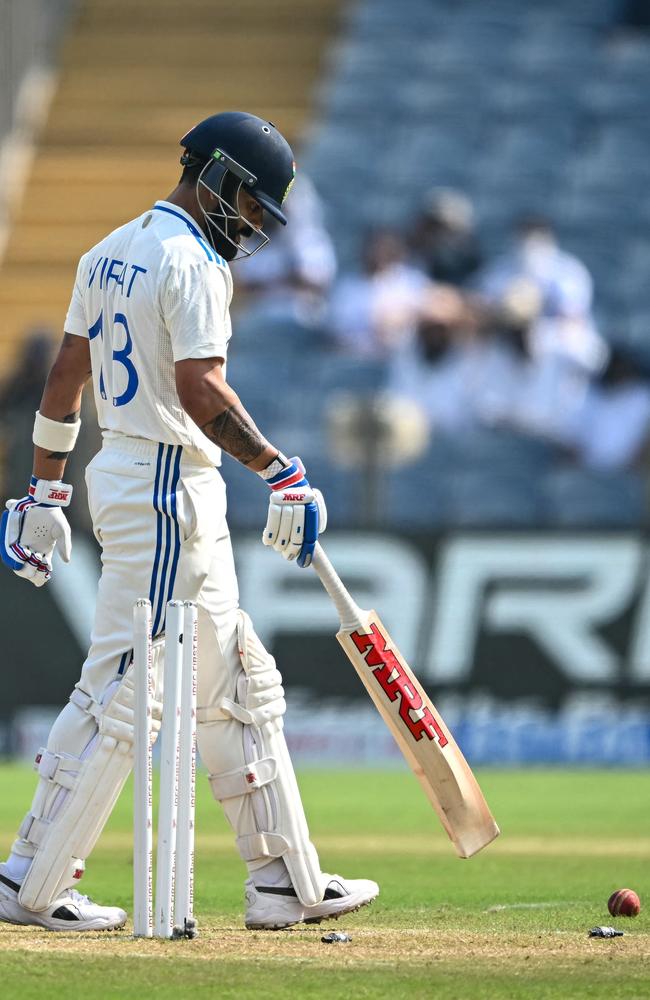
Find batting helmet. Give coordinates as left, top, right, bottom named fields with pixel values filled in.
left=179, top=112, right=296, bottom=226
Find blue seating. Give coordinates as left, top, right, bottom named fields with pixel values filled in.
left=383, top=438, right=454, bottom=528
left=543, top=467, right=646, bottom=528
left=445, top=469, right=542, bottom=527
left=449, top=428, right=559, bottom=477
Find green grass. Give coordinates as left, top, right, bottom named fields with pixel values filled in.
left=1, top=765, right=649, bottom=999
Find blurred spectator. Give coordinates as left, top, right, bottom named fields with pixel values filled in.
left=386, top=287, right=523, bottom=433
left=329, top=227, right=429, bottom=357
left=410, top=187, right=483, bottom=287
left=476, top=214, right=607, bottom=375
left=387, top=284, right=603, bottom=452
left=234, top=172, right=336, bottom=327
left=476, top=291, right=595, bottom=446
left=560, top=341, right=650, bottom=471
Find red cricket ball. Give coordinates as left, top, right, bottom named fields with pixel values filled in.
left=607, top=888, right=641, bottom=917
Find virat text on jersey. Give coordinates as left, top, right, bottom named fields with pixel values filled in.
left=87, top=256, right=148, bottom=298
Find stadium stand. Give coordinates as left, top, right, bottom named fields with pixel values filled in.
left=290, top=0, right=650, bottom=529
left=305, top=0, right=646, bottom=288
left=1, top=0, right=649, bottom=530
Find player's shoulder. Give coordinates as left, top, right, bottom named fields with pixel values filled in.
left=151, top=202, right=229, bottom=271
left=162, top=232, right=229, bottom=273
left=160, top=239, right=232, bottom=305
left=77, top=214, right=148, bottom=266
left=72, top=215, right=151, bottom=293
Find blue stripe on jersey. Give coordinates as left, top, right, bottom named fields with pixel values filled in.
left=153, top=444, right=175, bottom=636
left=165, top=447, right=183, bottom=606
left=149, top=443, right=166, bottom=633
left=150, top=444, right=184, bottom=638
left=152, top=204, right=226, bottom=267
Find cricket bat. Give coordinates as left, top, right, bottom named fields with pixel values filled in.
left=312, top=543, right=500, bottom=858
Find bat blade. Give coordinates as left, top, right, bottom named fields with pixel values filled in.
left=337, top=612, right=500, bottom=858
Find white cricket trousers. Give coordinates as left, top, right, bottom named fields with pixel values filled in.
left=11, top=433, right=300, bottom=894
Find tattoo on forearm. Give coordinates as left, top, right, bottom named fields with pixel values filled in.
left=201, top=405, right=267, bottom=464
left=62, top=411, right=80, bottom=423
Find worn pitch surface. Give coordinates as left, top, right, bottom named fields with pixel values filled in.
left=0, top=766, right=648, bottom=999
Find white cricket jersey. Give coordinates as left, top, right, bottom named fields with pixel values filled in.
left=65, top=200, right=233, bottom=466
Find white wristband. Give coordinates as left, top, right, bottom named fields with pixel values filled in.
left=32, top=410, right=81, bottom=453
left=257, top=452, right=291, bottom=483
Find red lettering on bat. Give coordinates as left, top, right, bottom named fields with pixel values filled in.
left=351, top=623, right=448, bottom=747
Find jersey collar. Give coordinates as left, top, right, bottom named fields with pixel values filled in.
left=153, top=200, right=210, bottom=240
left=152, top=200, right=227, bottom=266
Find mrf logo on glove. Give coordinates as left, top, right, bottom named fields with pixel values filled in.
left=282, top=491, right=309, bottom=502
left=28, top=475, right=73, bottom=506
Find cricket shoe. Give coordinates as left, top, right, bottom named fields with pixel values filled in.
left=0, top=871, right=127, bottom=932
left=245, top=873, right=379, bottom=930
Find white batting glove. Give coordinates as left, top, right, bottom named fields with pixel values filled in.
left=259, top=456, right=327, bottom=568
left=0, top=477, right=73, bottom=587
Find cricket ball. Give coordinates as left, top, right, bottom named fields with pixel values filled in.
left=607, top=888, right=641, bottom=917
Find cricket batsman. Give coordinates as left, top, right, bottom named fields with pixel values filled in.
left=0, top=112, right=379, bottom=931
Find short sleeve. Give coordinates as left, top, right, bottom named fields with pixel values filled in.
left=161, top=256, right=231, bottom=362
left=64, top=256, right=89, bottom=337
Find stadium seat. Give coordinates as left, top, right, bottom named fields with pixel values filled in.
left=445, top=469, right=542, bottom=528
left=450, top=428, right=559, bottom=477
left=543, top=467, right=646, bottom=528
left=383, top=438, right=454, bottom=529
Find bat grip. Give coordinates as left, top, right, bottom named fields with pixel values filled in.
left=311, top=543, right=365, bottom=631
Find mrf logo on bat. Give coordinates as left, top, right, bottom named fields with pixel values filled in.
left=350, top=623, right=448, bottom=747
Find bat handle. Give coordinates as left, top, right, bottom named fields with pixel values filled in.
left=311, top=543, right=366, bottom=631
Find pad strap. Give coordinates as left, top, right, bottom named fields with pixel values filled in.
left=18, top=813, right=51, bottom=847
left=209, top=757, right=277, bottom=800
left=34, top=748, right=81, bottom=791
left=69, top=688, right=103, bottom=721
left=237, top=832, right=290, bottom=861
left=219, top=697, right=279, bottom=727
left=70, top=680, right=162, bottom=744
left=10, top=839, right=36, bottom=860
